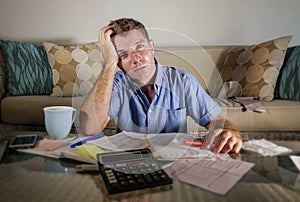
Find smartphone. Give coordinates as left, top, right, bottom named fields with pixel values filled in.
left=8, top=134, right=38, bottom=149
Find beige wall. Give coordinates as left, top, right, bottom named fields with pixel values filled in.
left=0, top=0, right=299, bottom=46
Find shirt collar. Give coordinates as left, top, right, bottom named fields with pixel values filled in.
left=152, top=58, right=164, bottom=96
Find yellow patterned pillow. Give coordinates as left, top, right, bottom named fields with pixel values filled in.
left=220, top=36, right=292, bottom=101
left=44, top=42, right=103, bottom=97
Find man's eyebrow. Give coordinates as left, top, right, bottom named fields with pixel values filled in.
left=117, top=49, right=126, bottom=54
left=117, top=39, right=148, bottom=54
left=135, top=39, right=147, bottom=45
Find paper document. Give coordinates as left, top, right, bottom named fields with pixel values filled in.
left=164, top=157, right=254, bottom=195
left=74, top=144, right=107, bottom=160
left=146, top=133, right=215, bottom=160
left=290, top=156, right=300, bottom=171
left=18, top=137, right=98, bottom=164
left=87, top=131, right=148, bottom=151
left=242, top=139, right=292, bottom=156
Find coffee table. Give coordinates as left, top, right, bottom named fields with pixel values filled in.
left=0, top=132, right=299, bottom=202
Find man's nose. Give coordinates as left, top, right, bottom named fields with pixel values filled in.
left=130, top=51, right=142, bottom=63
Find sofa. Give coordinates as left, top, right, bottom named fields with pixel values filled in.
left=0, top=36, right=300, bottom=140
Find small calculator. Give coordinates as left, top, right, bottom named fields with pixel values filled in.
left=97, top=149, right=172, bottom=195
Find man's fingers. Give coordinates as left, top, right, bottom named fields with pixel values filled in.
left=98, top=26, right=114, bottom=45
left=202, top=128, right=222, bottom=150
left=213, top=131, right=231, bottom=153
left=231, top=139, right=243, bottom=153
left=213, top=132, right=242, bottom=154
left=97, top=26, right=119, bottom=67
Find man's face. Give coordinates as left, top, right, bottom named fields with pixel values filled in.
left=113, top=29, right=156, bottom=86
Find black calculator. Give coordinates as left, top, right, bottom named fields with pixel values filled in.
left=97, top=149, right=172, bottom=195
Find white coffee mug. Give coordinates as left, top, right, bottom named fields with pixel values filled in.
left=43, top=106, right=76, bottom=139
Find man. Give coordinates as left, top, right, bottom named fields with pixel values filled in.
left=80, top=18, right=242, bottom=154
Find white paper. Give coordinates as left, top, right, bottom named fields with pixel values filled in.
left=17, top=137, right=97, bottom=164
left=242, top=139, right=292, bottom=156
left=87, top=131, right=148, bottom=151
left=290, top=156, right=300, bottom=171
left=146, top=133, right=216, bottom=160
left=18, top=144, right=97, bottom=164
left=164, top=157, right=254, bottom=195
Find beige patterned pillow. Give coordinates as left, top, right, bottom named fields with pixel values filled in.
left=44, top=42, right=103, bottom=97
left=220, top=36, right=292, bottom=101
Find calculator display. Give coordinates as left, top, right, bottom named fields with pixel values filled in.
left=99, top=150, right=152, bottom=164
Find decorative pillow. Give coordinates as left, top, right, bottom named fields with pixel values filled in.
left=220, top=36, right=292, bottom=101
left=274, top=46, right=300, bottom=101
left=0, top=40, right=53, bottom=96
left=43, top=42, right=103, bottom=97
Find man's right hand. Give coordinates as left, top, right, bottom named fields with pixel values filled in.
left=98, top=25, right=119, bottom=68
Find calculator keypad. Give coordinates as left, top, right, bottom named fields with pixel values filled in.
left=100, top=161, right=172, bottom=194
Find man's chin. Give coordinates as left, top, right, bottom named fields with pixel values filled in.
left=130, top=75, right=150, bottom=85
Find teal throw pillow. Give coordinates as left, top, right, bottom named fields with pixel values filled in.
left=0, top=65, right=5, bottom=99
left=275, top=46, right=300, bottom=101
left=0, top=49, right=6, bottom=99
left=0, top=40, right=53, bottom=96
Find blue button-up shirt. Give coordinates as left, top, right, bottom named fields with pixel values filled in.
left=108, top=60, right=221, bottom=133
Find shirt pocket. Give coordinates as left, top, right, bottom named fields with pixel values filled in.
left=164, top=108, right=187, bottom=133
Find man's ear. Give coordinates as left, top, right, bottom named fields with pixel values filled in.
left=149, top=39, right=155, bottom=54
left=117, top=59, right=123, bottom=69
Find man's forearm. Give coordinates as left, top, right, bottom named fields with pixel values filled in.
left=80, top=62, right=118, bottom=135
left=205, top=115, right=238, bottom=132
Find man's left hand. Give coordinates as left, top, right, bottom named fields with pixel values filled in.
left=212, top=129, right=242, bottom=154
left=204, top=115, right=242, bottom=154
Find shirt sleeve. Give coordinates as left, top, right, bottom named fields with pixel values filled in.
left=108, top=73, right=122, bottom=119
left=184, top=72, right=222, bottom=126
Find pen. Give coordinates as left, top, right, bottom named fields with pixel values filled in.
left=70, top=133, right=103, bottom=148
left=184, top=140, right=203, bottom=147
left=76, top=164, right=99, bottom=172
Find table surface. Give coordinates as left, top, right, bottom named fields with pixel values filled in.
left=0, top=131, right=300, bottom=202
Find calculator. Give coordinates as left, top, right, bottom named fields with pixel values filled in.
left=97, top=149, right=172, bottom=195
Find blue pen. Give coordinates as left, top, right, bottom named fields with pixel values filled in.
left=70, top=133, right=103, bottom=148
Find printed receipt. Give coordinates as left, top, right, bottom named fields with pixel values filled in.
left=164, top=157, right=254, bottom=195
left=242, top=139, right=292, bottom=156
left=290, top=156, right=300, bottom=171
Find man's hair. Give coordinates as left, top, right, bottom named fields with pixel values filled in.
left=109, top=18, right=150, bottom=41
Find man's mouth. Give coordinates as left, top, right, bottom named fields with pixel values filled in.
left=133, top=65, right=147, bottom=72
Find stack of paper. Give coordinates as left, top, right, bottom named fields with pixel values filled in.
left=18, top=137, right=102, bottom=164
left=18, top=131, right=148, bottom=164
left=145, top=133, right=216, bottom=160
left=86, top=131, right=148, bottom=151
left=242, top=139, right=293, bottom=156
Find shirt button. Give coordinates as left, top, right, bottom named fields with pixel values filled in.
left=149, top=109, right=152, bottom=113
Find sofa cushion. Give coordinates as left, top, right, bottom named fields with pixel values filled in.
left=44, top=42, right=103, bottom=97
left=1, top=95, right=73, bottom=125
left=274, top=46, right=300, bottom=101
left=220, top=36, right=292, bottom=101
left=0, top=95, right=117, bottom=131
left=214, top=98, right=300, bottom=131
left=0, top=40, right=53, bottom=96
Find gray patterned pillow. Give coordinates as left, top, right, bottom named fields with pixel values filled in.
left=0, top=40, right=53, bottom=96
